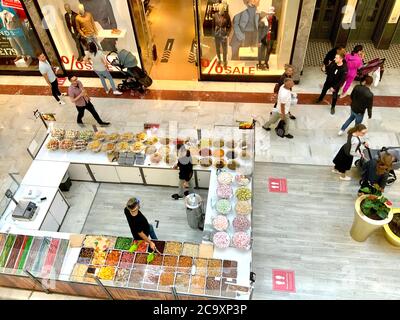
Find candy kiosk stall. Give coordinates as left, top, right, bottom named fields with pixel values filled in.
left=0, top=121, right=256, bottom=300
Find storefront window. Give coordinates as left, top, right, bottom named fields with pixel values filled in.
left=198, top=0, right=301, bottom=80
left=37, top=0, right=141, bottom=72
left=0, top=0, right=42, bottom=71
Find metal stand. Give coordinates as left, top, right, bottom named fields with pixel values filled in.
left=94, top=277, right=114, bottom=300
left=171, top=286, right=179, bottom=300
left=25, top=270, right=51, bottom=294
left=33, top=109, right=48, bottom=130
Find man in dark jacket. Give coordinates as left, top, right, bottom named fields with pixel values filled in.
left=338, top=76, right=374, bottom=135
left=316, top=52, right=348, bottom=115
left=64, top=4, right=85, bottom=61
left=322, top=46, right=345, bottom=72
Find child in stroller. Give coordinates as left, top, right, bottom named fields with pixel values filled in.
left=106, top=50, right=152, bottom=94
left=356, top=147, right=399, bottom=194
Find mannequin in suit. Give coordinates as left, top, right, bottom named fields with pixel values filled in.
left=64, top=4, right=84, bottom=61
left=213, top=3, right=231, bottom=68
left=75, top=4, right=102, bottom=50
left=230, top=0, right=259, bottom=60
left=79, top=0, right=118, bottom=52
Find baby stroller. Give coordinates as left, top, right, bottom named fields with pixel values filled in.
left=106, top=50, right=152, bottom=94
left=355, top=147, right=399, bottom=187
left=355, top=58, right=385, bottom=84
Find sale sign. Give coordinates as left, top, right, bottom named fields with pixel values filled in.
left=57, top=77, right=66, bottom=86
left=268, top=178, right=288, bottom=193
left=1, top=0, right=23, bottom=10
left=272, top=269, right=296, bottom=293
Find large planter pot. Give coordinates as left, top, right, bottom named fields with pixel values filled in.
left=350, top=195, right=393, bottom=242
left=383, top=209, right=400, bottom=247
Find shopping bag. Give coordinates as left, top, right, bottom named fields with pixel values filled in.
left=291, top=92, right=298, bottom=106
left=373, top=67, right=381, bottom=87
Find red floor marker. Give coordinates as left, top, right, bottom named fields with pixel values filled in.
left=57, top=78, right=67, bottom=86
left=272, top=269, right=296, bottom=293
left=268, top=178, right=288, bottom=193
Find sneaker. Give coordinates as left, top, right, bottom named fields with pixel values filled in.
left=289, top=114, right=296, bottom=120
left=113, top=90, right=123, bottom=95
left=284, top=134, right=294, bottom=139
left=339, top=176, right=351, bottom=181
left=58, top=100, right=66, bottom=105
left=338, top=130, right=344, bottom=136
left=99, top=122, right=111, bottom=126
left=60, top=93, right=67, bottom=97
left=262, top=126, right=271, bottom=132
left=331, top=169, right=340, bottom=174
left=171, top=194, right=180, bottom=200
left=330, top=107, right=335, bottom=115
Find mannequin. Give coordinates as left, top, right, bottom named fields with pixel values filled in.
left=213, top=3, right=231, bottom=68
left=64, top=4, right=84, bottom=61
left=0, top=8, right=30, bottom=62
left=79, top=0, right=118, bottom=52
left=75, top=4, right=101, bottom=50
left=230, top=0, right=260, bottom=60
left=257, top=6, right=278, bottom=70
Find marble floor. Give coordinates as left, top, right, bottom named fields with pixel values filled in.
left=0, top=93, right=399, bottom=300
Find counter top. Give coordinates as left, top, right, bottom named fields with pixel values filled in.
left=21, top=160, right=70, bottom=188
left=0, top=186, right=59, bottom=233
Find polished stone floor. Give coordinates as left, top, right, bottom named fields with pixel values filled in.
left=0, top=93, right=399, bottom=300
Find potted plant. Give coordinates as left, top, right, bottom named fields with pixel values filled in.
left=383, top=209, right=400, bottom=247
left=350, top=187, right=393, bottom=242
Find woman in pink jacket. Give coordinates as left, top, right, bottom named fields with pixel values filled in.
left=342, top=45, right=364, bottom=96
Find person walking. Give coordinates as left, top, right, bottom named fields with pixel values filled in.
left=172, top=149, right=194, bottom=200
left=341, top=45, right=364, bottom=97
left=38, top=53, right=66, bottom=105
left=332, top=124, right=369, bottom=181
left=124, top=197, right=157, bottom=250
left=84, top=42, right=122, bottom=95
left=338, top=76, right=374, bottom=136
left=316, top=52, right=348, bottom=115
left=273, top=64, right=296, bottom=120
left=262, top=78, right=295, bottom=139
left=67, top=75, right=110, bottom=126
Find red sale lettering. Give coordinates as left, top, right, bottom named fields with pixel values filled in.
left=232, top=67, right=240, bottom=74
left=248, top=67, right=255, bottom=75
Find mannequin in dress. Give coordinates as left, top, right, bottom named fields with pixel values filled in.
left=75, top=4, right=101, bottom=49
left=213, top=3, right=231, bottom=68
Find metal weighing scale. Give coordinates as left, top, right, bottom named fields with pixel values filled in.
left=5, top=189, right=38, bottom=221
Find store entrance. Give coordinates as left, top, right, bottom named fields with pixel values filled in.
left=132, top=0, right=198, bottom=81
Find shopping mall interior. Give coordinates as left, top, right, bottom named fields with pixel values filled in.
left=0, top=0, right=400, bottom=302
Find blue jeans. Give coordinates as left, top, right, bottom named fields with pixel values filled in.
left=149, top=224, right=158, bottom=240
left=95, top=70, right=117, bottom=92
left=341, top=111, right=364, bottom=131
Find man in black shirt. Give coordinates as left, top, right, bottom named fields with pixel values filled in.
left=172, top=149, right=194, bottom=200
left=322, top=46, right=345, bottom=72
left=316, top=52, right=348, bottom=115
left=124, top=197, right=157, bottom=250
left=338, top=76, right=374, bottom=135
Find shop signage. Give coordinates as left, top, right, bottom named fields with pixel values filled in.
left=272, top=269, right=296, bottom=293
left=57, top=77, right=66, bottom=86
left=268, top=178, right=287, bottom=193
left=1, top=0, right=23, bottom=10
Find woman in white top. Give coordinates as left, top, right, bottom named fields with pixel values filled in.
left=84, top=42, right=122, bottom=95
left=332, top=124, right=369, bottom=181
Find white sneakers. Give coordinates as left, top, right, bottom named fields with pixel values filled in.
left=339, top=176, right=351, bottom=181
left=113, top=90, right=123, bottom=95
left=338, top=130, right=344, bottom=136
left=58, top=100, right=66, bottom=105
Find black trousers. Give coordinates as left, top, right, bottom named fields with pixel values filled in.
left=258, top=40, right=274, bottom=64
left=71, top=33, right=84, bottom=59
left=215, top=36, right=228, bottom=63
left=50, top=79, right=61, bottom=102
left=318, top=82, right=339, bottom=109
left=76, top=101, right=103, bottom=124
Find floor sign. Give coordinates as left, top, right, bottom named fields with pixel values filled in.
left=272, top=269, right=296, bottom=293
left=268, top=178, right=288, bottom=193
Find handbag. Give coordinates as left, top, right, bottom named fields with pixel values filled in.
left=275, top=119, right=286, bottom=138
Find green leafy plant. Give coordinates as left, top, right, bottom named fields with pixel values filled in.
left=361, top=195, right=391, bottom=220
left=359, top=184, right=383, bottom=196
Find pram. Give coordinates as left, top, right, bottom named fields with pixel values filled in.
left=355, top=147, right=400, bottom=187
left=106, top=50, right=152, bottom=94
left=355, top=58, right=385, bottom=83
